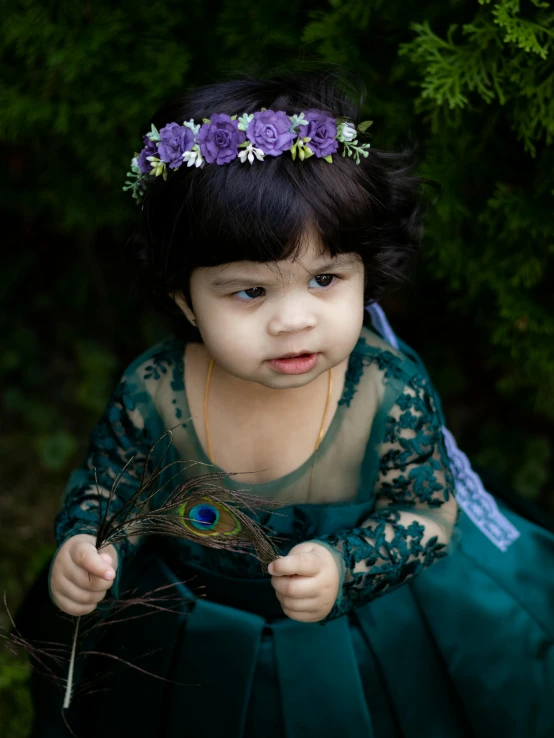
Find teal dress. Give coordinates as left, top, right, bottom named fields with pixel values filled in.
left=18, top=308, right=554, bottom=738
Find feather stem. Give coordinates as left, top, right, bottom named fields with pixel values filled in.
left=63, top=615, right=80, bottom=710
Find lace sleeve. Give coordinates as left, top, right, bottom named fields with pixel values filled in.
left=52, top=376, right=151, bottom=595
left=315, top=370, right=459, bottom=622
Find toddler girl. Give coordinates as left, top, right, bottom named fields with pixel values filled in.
left=21, top=70, right=554, bottom=738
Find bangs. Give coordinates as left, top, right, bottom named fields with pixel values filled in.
left=130, top=70, right=431, bottom=322
left=159, top=147, right=379, bottom=272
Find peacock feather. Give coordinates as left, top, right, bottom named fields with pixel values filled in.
left=1, top=429, right=282, bottom=719
left=58, top=428, right=281, bottom=712
left=92, top=429, right=281, bottom=567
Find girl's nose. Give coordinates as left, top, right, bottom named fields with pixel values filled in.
left=267, top=299, right=317, bottom=336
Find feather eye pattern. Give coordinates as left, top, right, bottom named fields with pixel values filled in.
left=174, top=484, right=281, bottom=567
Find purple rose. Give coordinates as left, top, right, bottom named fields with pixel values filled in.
left=137, top=134, right=158, bottom=174
left=246, top=110, right=295, bottom=156
left=196, top=114, right=245, bottom=165
left=298, top=109, right=338, bottom=158
left=158, top=123, right=195, bottom=170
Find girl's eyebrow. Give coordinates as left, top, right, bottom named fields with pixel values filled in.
left=210, top=256, right=357, bottom=289
left=312, top=257, right=357, bottom=272
left=210, top=277, right=272, bottom=289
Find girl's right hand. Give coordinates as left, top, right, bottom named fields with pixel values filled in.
left=49, top=533, right=118, bottom=615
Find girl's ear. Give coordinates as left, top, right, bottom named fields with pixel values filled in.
left=172, top=292, right=197, bottom=327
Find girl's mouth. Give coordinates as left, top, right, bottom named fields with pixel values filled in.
left=267, top=352, right=319, bottom=375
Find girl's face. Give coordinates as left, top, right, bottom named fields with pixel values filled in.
left=178, top=236, right=366, bottom=390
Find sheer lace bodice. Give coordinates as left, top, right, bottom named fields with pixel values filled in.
left=53, top=324, right=459, bottom=618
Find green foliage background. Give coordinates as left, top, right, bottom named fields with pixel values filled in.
left=1, top=0, right=553, bottom=732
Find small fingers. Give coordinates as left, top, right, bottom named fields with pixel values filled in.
left=278, top=596, right=320, bottom=613
left=278, top=597, right=324, bottom=622
left=271, top=575, right=319, bottom=599
left=74, top=547, right=115, bottom=582
left=52, top=593, right=100, bottom=617
left=269, top=553, right=321, bottom=578
left=68, top=566, right=114, bottom=592
left=54, top=578, right=106, bottom=608
left=283, top=610, right=323, bottom=623
left=98, top=545, right=118, bottom=570
left=59, top=577, right=107, bottom=604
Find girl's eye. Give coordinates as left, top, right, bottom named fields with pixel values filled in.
left=233, top=275, right=337, bottom=300
left=310, top=274, right=336, bottom=288
left=234, top=287, right=265, bottom=300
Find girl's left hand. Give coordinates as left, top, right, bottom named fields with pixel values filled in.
left=269, top=542, right=340, bottom=622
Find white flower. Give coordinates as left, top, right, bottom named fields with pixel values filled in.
left=182, top=147, right=204, bottom=168
left=238, top=142, right=265, bottom=164
left=146, top=156, right=166, bottom=177
left=338, top=122, right=357, bottom=142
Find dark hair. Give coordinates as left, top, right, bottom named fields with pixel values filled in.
left=127, top=68, right=437, bottom=337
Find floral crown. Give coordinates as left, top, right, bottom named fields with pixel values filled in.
left=123, top=108, right=373, bottom=203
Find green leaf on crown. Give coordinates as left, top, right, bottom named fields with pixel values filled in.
left=357, top=120, right=374, bottom=133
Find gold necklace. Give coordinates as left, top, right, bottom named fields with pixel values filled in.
left=203, top=358, right=333, bottom=493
